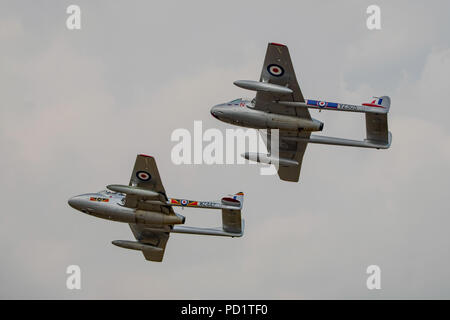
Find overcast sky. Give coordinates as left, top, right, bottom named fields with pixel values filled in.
left=1, top=0, right=450, bottom=299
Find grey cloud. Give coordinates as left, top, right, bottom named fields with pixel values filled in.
left=1, top=0, right=450, bottom=299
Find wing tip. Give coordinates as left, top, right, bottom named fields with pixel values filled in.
left=269, top=42, right=287, bottom=47
left=138, top=154, right=153, bottom=158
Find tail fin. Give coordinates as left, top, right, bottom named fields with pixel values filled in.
left=378, top=96, right=391, bottom=112
left=221, top=192, right=244, bottom=234
left=365, top=96, right=391, bottom=147
left=220, top=192, right=244, bottom=209
left=233, top=192, right=244, bottom=207
left=362, top=96, right=390, bottom=112
left=169, top=192, right=245, bottom=237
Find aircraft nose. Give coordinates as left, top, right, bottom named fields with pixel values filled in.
left=210, top=105, right=218, bottom=118
left=68, top=195, right=83, bottom=211
left=210, top=105, right=224, bottom=119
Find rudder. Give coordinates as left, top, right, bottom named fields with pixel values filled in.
left=221, top=192, right=244, bottom=234
left=365, top=96, right=391, bottom=146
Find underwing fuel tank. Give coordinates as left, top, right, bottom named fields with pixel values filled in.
left=242, top=152, right=299, bottom=166
left=107, top=184, right=162, bottom=199
left=135, top=210, right=185, bottom=225
left=112, top=240, right=163, bottom=253
left=233, top=80, right=294, bottom=95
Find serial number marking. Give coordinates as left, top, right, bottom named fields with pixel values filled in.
left=338, top=103, right=359, bottom=111
left=199, top=201, right=222, bottom=208
left=180, top=304, right=268, bottom=317
left=225, top=304, right=268, bottom=315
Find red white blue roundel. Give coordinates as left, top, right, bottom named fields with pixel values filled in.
left=181, top=199, right=188, bottom=206
left=267, top=64, right=284, bottom=77
left=318, top=101, right=327, bottom=108
left=136, top=171, right=151, bottom=181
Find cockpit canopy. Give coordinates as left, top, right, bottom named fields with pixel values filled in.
left=226, top=98, right=255, bottom=107
left=227, top=98, right=242, bottom=105
left=98, top=189, right=124, bottom=197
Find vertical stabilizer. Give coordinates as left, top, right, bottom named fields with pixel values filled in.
left=365, top=96, right=391, bottom=146
left=221, top=192, right=244, bottom=234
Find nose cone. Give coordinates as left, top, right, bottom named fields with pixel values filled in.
left=68, top=195, right=83, bottom=211
left=210, top=104, right=225, bottom=120
left=210, top=105, right=219, bottom=119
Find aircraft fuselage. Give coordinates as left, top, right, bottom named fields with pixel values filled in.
left=210, top=99, right=323, bottom=132
left=68, top=191, right=185, bottom=226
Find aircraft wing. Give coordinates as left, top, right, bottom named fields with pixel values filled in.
left=128, top=154, right=166, bottom=194
left=254, top=43, right=311, bottom=120
left=261, top=130, right=310, bottom=182
left=123, top=154, right=174, bottom=215
left=127, top=224, right=170, bottom=262
left=123, top=155, right=173, bottom=262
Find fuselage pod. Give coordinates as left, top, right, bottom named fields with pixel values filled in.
left=211, top=100, right=323, bottom=131
left=68, top=192, right=185, bottom=226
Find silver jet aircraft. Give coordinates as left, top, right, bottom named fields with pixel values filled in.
left=68, top=154, right=244, bottom=262
left=211, top=42, right=392, bottom=182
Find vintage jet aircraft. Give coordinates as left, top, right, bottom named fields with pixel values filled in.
left=68, top=154, right=244, bottom=262
left=211, top=42, right=392, bottom=182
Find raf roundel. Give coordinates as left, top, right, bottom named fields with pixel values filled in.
left=318, top=101, right=327, bottom=108
left=136, top=171, right=152, bottom=181
left=181, top=199, right=189, bottom=206
left=267, top=64, right=284, bottom=77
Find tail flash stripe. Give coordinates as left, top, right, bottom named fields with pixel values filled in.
left=362, top=103, right=385, bottom=108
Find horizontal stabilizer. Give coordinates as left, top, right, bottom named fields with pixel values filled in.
left=172, top=222, right=244, bottom=237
